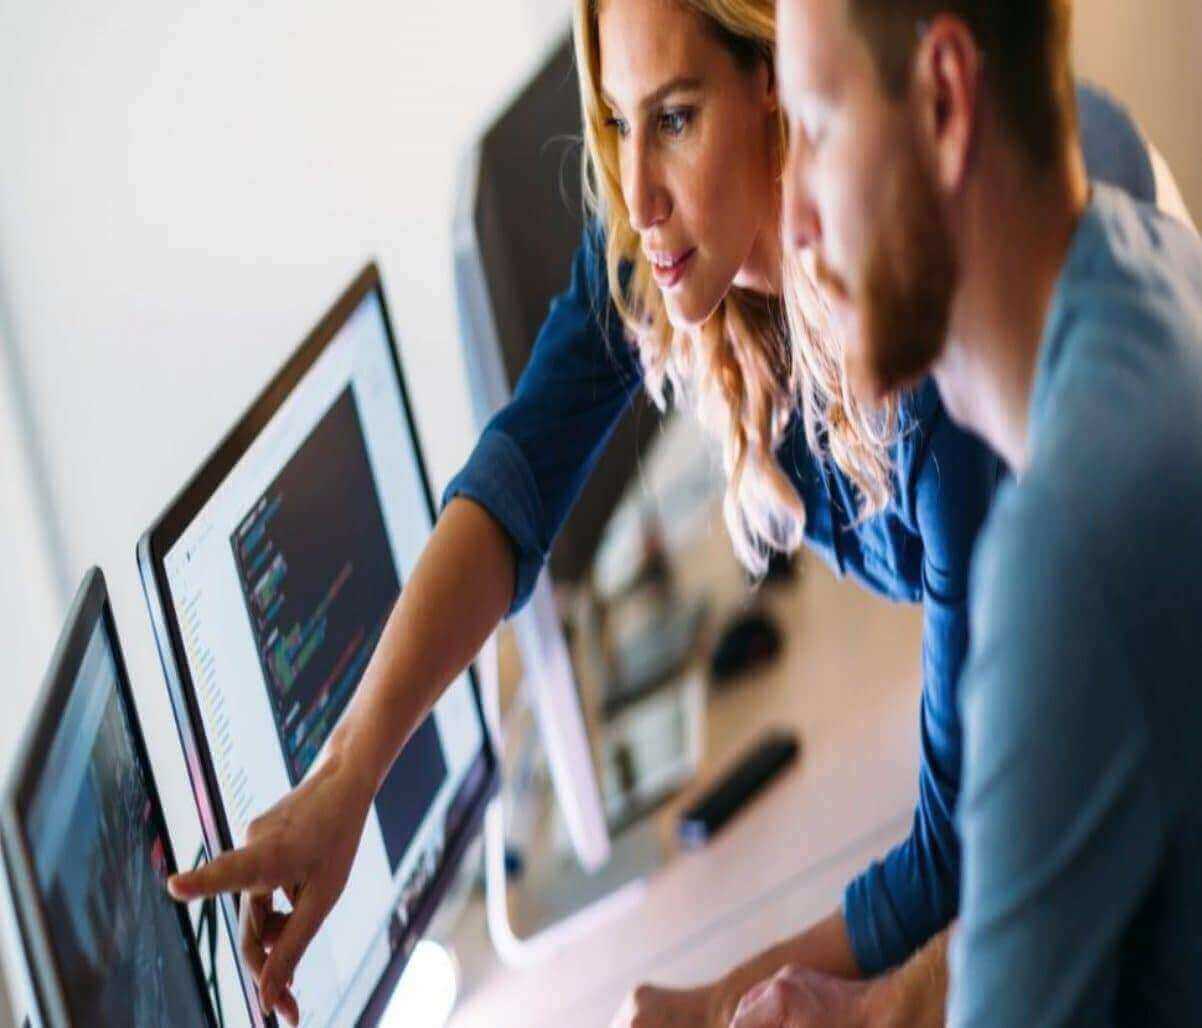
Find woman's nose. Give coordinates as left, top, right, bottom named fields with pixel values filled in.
left=626, top=145, right=670, bottom=233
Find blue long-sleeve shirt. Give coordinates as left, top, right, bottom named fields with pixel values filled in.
left=949, top=186, right=1202, bottom=1026
left=443, top=84, right=1158, bottom=975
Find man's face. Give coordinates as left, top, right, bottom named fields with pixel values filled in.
left=777, top=0, right=958, bottom=402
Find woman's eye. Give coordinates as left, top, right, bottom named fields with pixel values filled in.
left=659, top=108, right=693, bottom=137
left=658, top=108, right=697, bottom=136
left=606, top=116, right=630, bottom=139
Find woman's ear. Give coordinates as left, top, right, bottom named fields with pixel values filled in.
left=761, top=56, right=779, bottom=113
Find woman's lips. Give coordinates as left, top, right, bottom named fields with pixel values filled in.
left=650, top=248, right=696, bottom=289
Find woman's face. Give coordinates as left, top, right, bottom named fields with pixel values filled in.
left=597, top=0, right=782, bottom=329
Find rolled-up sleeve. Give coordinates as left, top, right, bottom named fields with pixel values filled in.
left=442, top=226, right=644, bottom=615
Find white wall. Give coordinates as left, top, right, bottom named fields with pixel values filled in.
left=1074, top=0, right=1202, bottom=224
left=0, top=333, right=64, bottom=766
left=0, top=0, right=567, bottom=1021
left=0, top=333, right=63, bottom=1028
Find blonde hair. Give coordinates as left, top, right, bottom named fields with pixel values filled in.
left=573, top=0, right=896, bottom=576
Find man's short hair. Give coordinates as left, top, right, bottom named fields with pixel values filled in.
left=850, top=0, right=1077, bottom=168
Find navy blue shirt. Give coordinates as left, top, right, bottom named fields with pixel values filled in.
left=443, top=84, right=1158, bottom=974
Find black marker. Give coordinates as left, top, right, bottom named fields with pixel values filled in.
left=678, top=730, right=802, bottom=849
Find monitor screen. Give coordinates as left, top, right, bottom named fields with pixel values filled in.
left=6, top=573, right=214, bottom=1028
left=143, top=269, right=493, bottom=1027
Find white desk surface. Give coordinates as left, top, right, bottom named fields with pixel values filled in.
left=448, top=532, right=925, bottom=1028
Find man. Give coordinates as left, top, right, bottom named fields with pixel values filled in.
left=729, top=0, right=1202, bottom=1024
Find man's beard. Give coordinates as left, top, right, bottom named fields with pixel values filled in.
left=818, top=131, right=958, bottom=404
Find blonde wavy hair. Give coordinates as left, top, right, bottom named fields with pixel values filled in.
left=573, top=0, right=897, bottom=576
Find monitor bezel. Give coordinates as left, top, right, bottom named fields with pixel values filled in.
left=136, top=262, right=499, bottom=1028
left=0, top=568, right=218, bottom=1028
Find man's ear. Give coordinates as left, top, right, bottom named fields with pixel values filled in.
left=911, top=14, right=982, bottom=191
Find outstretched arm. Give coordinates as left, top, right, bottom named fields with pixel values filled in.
left=169, top=227, right=644, bottom=1025
left=169, top=496, right=514, bottom=1023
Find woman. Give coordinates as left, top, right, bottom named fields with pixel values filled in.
left=168, top=0, right=1160, bottom=1023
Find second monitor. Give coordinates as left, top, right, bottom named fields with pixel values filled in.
left=0, top=569, right=217, bottom=1028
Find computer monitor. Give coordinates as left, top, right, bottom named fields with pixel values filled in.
left=0, top=569, right=217, bottom=1028
left=450, top=30, right=637, bottom=877
left=453, top=31, right=662, bottom=586
left=137, top=264, right=498, bottom=1027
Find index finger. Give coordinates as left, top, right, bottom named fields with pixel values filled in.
left=167, top=845, right=275, bottom=901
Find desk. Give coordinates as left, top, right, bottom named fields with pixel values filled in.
left=448, top=520, right=925, bottom=1028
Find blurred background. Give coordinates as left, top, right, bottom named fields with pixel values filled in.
left=1, top=2, right=1199, bottom=1026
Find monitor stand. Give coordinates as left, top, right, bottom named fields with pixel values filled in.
left=475, top=592, right=661, bottom=965
left=507, top=571, right=611, bottom=873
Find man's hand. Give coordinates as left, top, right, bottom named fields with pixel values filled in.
left=730, top=966, right=874, bottom=1028
left=608, top=981, right=728, bottom=1028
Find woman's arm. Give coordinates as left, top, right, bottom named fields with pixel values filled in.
left=611, top=910, right=861, bottom=1026
left=168, top=498, right=514, bottom=1023
left=325, top=496, right=515, bottom=797
left=169, top=227, right=643, bottom=1025
left=613, top=912, right=957, bottom=1028
left=714, top=911, right=865, bottom=1017
left=839, top=397, right=1000, bottom=977
left=727, top=925, right=952, bottom=1028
